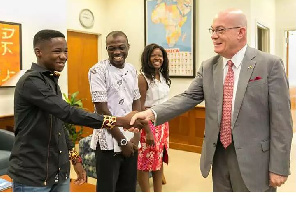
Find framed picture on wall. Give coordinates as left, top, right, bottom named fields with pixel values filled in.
left=144, top=0, right=195, bottom=78
left=0, top=21, right=22, bottom=87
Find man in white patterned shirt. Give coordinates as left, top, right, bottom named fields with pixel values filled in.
left=88, top=31, right=141, bottom=192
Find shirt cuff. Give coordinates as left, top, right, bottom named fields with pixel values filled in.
left=150, top=108, right=157, bottom=126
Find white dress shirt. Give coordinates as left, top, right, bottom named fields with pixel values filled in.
left=222, top=44, right=247, bottom=113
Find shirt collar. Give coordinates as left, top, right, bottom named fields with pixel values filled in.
left=222, top=44, right=247, bottom=69
left=108, top=59, right=126, bottom=69
left=30, top=63, right=60, bottom=78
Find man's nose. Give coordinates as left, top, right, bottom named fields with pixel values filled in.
left=211, top=32, right=219, bottom=40
left=113, top=48, right=121, bottom=54
left=59, top=52, right=67, bottom=60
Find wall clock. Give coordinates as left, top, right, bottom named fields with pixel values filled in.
left=79, top=9, right=94, bottom=29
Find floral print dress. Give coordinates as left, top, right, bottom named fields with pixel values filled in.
left=137, top=72, right=170, bottom=171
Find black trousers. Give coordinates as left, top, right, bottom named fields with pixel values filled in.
left=95, top=147, right=138, bottom=192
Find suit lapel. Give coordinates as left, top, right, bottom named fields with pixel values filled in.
left=232, top=47, right=257, bottom=127
left=213, top=56, right=224, bottom=126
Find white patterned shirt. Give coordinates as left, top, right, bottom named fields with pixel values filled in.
left=88, top=59, right=141, bottom=152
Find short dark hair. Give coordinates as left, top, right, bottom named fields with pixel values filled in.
left=106, top=31, right=128, bottom=44
left=33, top=29, right=65, bottom=47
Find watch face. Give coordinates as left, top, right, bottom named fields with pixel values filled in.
left=79, top=9, right=94, bottom=28
left=120, top=139, right=127, bottom=146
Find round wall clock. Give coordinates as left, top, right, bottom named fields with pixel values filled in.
left=79, top=9, right=94, bottom=29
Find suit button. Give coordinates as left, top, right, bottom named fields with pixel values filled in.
left=58, top=132, right=61, bottom=136
left=59, top=168, right=61, bottom=171
left=213, top=143, right=217, bottom=147
left=60, top=151, right=62, bottom=154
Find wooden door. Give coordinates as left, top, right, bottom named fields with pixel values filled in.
left=67, top=31, right=98, bottom=136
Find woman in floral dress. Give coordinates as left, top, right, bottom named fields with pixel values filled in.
left=137, top=43, right=171, bottom=192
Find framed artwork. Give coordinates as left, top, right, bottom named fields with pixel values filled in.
left=0, top=21, right=22, bottom=87
left=144, top=0, right=195, bottom=78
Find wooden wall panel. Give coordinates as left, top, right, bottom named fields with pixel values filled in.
left=0, top=115, right=14, bottom=132
left=169, top=106, right=205, bottom=154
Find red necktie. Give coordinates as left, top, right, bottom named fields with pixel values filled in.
left=220, top=60, right=234, bottom=148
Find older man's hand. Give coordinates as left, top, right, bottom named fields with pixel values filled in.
left=269, top=172, right=288, bottom=187
left=115, top=111, right=147, bottom=133
left=130, top=109, right=155, bottom=125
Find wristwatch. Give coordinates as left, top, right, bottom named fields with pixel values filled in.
left=119, top=138, right=128, bottom=146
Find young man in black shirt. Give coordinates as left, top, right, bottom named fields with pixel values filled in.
left=8, top=29, right=142, bottom=192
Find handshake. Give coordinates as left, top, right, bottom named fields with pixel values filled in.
left=114, top=109, right=155, bottom=132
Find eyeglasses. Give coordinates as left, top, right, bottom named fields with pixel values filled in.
left=208, top=27, right=241, bottom=35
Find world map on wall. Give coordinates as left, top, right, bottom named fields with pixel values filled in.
left=146, top=0, right=194, bottom=76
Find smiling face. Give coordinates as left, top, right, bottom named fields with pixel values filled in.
left=35, top=37, right=67, bottom=72
left=106, top=35, right=129, bottom=68
left=150, top=48, right=163, bottom=70
left=210, top=10, right=247, bottom=59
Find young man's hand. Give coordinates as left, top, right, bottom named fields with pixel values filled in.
left=120, top=141, right=135, bottom=157
left=73, top=163, right=87, bottom=185
left=116, top=111, right=142, bottom=131
left=130, top=136, right=140, bottom=151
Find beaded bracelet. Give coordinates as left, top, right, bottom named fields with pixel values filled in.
left=69, top=148, right=82, bottom=165
left=102, top=115, right=117, bottom=129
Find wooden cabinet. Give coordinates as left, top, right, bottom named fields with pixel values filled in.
left=169, top=105, right=205, bottom=154
left=0, top=115, right=14, bottom=132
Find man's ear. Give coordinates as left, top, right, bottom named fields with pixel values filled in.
left=34, top=47, right=41, bottom=57
left=127, top=43, right=130, bottom=50
left=238, top=27, right=246, bottom=40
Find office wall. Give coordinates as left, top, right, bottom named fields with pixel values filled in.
left=67, top=0, right=108, bottom=61
left=275, top=0, right=296, bottom=68
left=104, top=0, right=145, bottom=71
left=0, top=0, right=67, bottom=116
left=104, top=0, right=282, bottom=98
left=0, top=0, right=296, bottom=116
left=249, top=0, right=276, bottom=53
